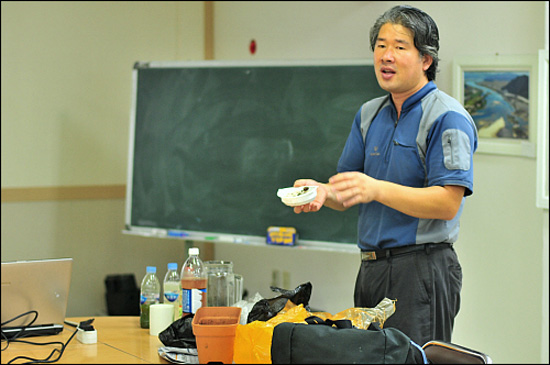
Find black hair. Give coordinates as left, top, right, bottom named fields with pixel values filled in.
left=370, top=5, right=440, bottom=81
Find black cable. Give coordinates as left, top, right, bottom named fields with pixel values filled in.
left=1, top=311, right=80, bottom=364
left=1, top=310, right=39, bottom=327
left=5, top=329, right=77, bottom=364
left=1, top=310, right=39, bottom=343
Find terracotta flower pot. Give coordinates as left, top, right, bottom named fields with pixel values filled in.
left=192, top=306, right=242, bottom=364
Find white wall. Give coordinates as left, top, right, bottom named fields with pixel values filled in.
left=1, top=1, right=548, bottom=363
left=1, top=1, right=204, bottom=187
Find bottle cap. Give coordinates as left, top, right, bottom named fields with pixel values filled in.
left=188, top=247, right=199, bottom=256
left=167, top=262, right=177, bottom=271
left=146, top=266, right=156, bottom=273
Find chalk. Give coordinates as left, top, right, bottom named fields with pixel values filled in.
left=168, top=230, right=189, bottom=237
left=233, top=237, right=250, bottom=244
left=151, top=229, right=167, bottom=237
left=204, top=236, right=218, bottom=241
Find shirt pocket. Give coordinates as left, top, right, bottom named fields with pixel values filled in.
left=442, top=129, right=471, bottom=171
left=389, top=137, right=425, bottom=185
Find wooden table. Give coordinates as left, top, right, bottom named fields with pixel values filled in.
left=1, top=316, right=171, bottom=364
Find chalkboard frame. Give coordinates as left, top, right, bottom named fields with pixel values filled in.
left=124, top=59, right=385, bottom=251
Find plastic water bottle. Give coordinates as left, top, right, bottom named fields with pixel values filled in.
left=181, top=247, right=207, bottom=315
left=140, top=266, right=160, bottom=329
left=163, top=262, right=181, bottom=321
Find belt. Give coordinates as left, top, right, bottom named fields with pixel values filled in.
left=361, top=243, right=453, bottom=261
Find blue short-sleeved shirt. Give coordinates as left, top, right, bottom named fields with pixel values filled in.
left=337, top=82, right=478, bottom=251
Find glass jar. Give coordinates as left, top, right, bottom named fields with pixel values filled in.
left=204, top=260, right=235, bottom=307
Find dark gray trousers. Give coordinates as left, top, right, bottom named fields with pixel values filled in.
left=354, top=245, right=462, bottom=346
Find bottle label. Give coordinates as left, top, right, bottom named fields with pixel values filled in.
left=164, top=291, right=179, bottom=303
left=181, top=288, right=206, bottom=313
left=140, top=294, right=160, bottom=305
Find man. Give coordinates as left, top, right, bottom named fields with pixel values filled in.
left=293, top=5, right=477, bottom=346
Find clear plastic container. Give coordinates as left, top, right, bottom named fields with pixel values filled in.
left=180, top=247, right=207, bottom=315
left=140, top=266, right=160, bottom=329
left=204, top=260, right=235, bottom=307
left=163, top=262, right=181, bottom=321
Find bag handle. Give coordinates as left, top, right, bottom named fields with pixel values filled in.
left=304, top=316, right=353, bottom=329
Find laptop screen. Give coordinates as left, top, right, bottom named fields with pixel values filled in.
left=1, top=258, right=73, bottom=329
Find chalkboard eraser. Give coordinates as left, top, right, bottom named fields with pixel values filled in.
left=134, top=61, right=150, bottom=69
left=266, top=226, right=297, bottom=246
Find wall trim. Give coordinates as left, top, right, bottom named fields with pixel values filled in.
left=204, top=1, right=214, bottom=60
left=1, top=185, right=126, bottom=202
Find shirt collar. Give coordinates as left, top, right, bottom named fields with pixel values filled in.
left=400, top=81, right=437, bottom=113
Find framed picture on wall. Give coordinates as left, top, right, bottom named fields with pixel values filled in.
left=453, top=54, right=539, bottom=157
left=536, top=49, right=549, bottom=210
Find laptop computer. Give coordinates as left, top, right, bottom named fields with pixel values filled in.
left=1, top=257, right=73, bottom=339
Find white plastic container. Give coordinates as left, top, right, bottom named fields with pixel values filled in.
left=277, top=186, right=318, bottom=206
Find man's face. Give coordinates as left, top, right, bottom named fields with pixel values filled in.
left=373, top=23, right=432, bottom=99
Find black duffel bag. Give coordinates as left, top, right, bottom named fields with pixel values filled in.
left=271, top=316, right=427, bottom=364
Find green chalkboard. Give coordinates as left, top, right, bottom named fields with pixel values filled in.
left=126, top=60, right=386, bottom=244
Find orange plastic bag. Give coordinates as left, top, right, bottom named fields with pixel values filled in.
left=233, top=302, right=310, bottom=364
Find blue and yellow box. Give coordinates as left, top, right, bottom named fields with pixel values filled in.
left=266, top=226, right=297, bottom=246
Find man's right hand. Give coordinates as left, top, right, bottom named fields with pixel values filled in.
left=292, top=179, right=328, bottom=213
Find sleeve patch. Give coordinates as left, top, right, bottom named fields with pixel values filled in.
left=442, top=129, right=471, bottom=171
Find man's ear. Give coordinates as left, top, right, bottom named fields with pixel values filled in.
left=422, top=54, right=433, bottom=72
